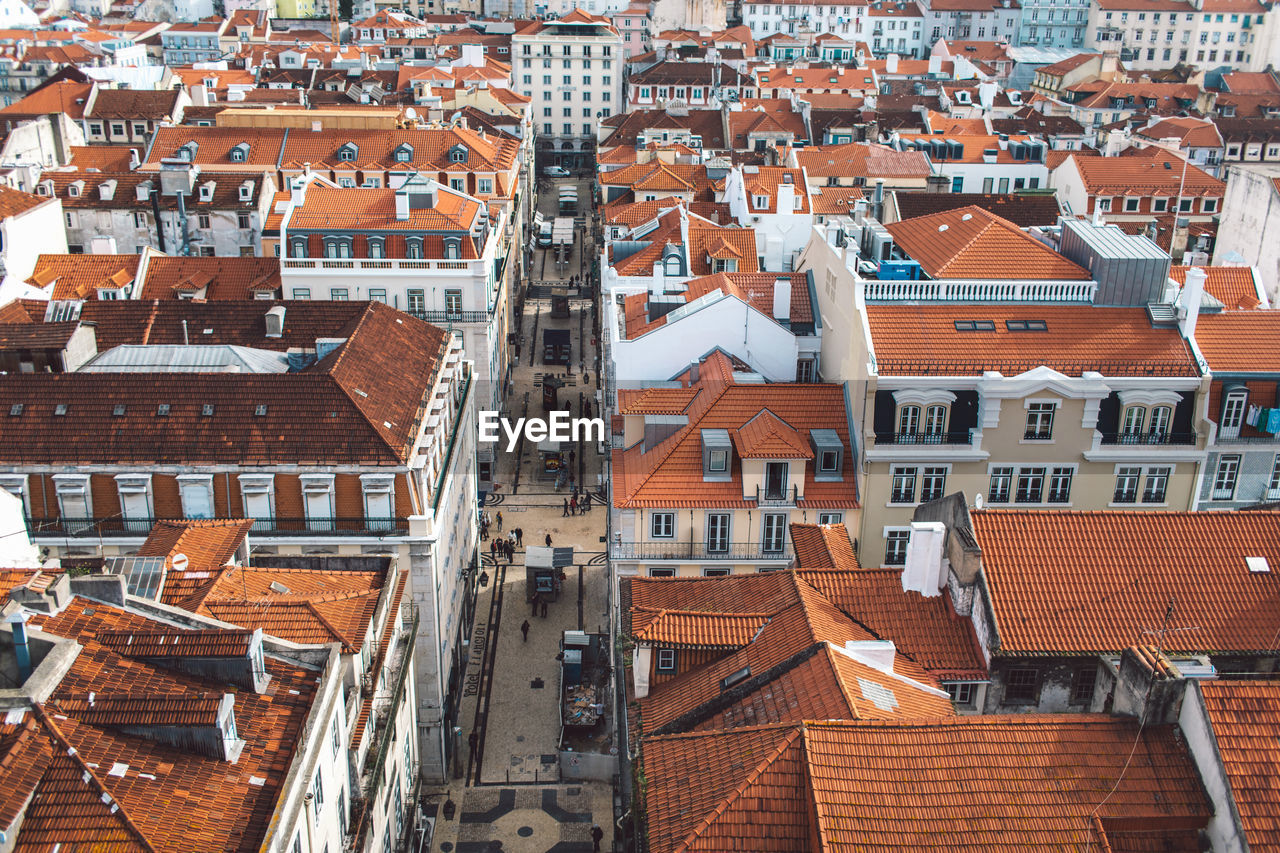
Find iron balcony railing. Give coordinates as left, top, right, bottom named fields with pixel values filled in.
left=755, top=485, right=798, bottom=506
left=875, top=431, right=974, bottom=446
left=1100, top=431, right=1196, bottom=446
left=27, top=516, right=410, bottom=538
left=609, top=541, right=793, bottom=562
left=404, top=309, right=492, bottom=323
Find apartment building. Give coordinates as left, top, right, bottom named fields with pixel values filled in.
left=0, top=299, right=479, bottom=784
left=920, top=0, right=1021, bottom=45
left=161, top=19, right=230, bottom=64
left=82, top=88, right=189, bottom=147
left=610, top=350, right=860, bottom=578
left=512, top=10, right=624, bottom=169
left=41, top=167, right=275, bottom=257
left=801, top=212, right=1209, bottom=567
left=893, top=129, right=1050, bottom=194
left=626, top=60, right=754, bottom=111
left=1087, top=0, right=1269, bottom=71
left=277, top=174, right=510, bottom=482
left=742, top=1, right=869, bottom=44
left=1017, top=0, right=1089, bottom=48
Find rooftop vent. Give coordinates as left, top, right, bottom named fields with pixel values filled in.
left=54, top=404, right=68, bottom=416
left=938, top=224, right=948, bottom=232
left=1247, top=556, right=1270, bottom=573
left=269, top=581, right=290, bottom=594
left=8, top=404, right=21, bottom=416
left=720, top=666, right=751, bottom=691
left=156, top=404, right=170, bottom=416
left=255, top=404, right=268, bottom=416
left=113, top=404, right=126, bottom=416
left=202, top=404, right=215, bottom=416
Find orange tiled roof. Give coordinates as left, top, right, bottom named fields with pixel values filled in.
left=1171, top=264, right=1260, bottom=310
left=789, top=522, right=859, bottom=571
left=616, top=386, right=700, bottom=415
left=809, top=184, right=865, bottom=216
left=67, top=145, right=138, bottom=170
left=137, top=256, right=281, bottom=301
left=1197, top=679, right=1280, bottom=850
left=612, top=360, right=856, bottom=509
left=1193, top=310, right=1280, bottom=370
left=886, top=205, right=1090, bottom=280
left=1137, top=116, right=1223, bottom=148
left=1068, top=149, right=1225, bottom=197
left=137, top=518, right=250, bottom=569
left=732, top=409, right=812, bottom=458
left=866, top=304, right=1199, bottom=377
left=0, top=80, right=92, bottom=119
left=15, top=599, right=320, bottom=852
left=971, top=509, right=1280, bottom=655
left=631, top=609, right=770, bottom=648
left=0, top=184, right=48, bottom=219
left=642, top=716, right=1211, bottom=853
left=289, top=185, right=481, bottom=237
left=27, top=253, right=143, bottom=300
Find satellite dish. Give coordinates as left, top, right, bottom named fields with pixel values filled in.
left=171, top=553, right=189, bottom=571
left=973, top=494, right=984, bottom=510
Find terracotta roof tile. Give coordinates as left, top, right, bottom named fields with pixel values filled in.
left=0, top=80, right=92, bottom=119
left=732, top=409, right=812, bottom=458
left=68, top=145, right=143, bottom=171
left=866, top=304, right=1199, bottom=377
left=789, top=523, right=859, bottom=571
left=1195, top=310, right=1280, bottom=370
left=1137, top=116, right=1223, bottom=148
left=0, top=184, right=49, bottom=219
left=27, top=253, right=143, bottom=300
left=891, top=191, right=1062, bottom=228
left=1197, top=679, right=1280, bottom=849
left=289, top=184, right=481, bottom=237
left=971, top=509, right=1280, bottom=655
left=1171, top=264, right=1260, bottom=310
left=886, top=205, right=1089, bottom=280
left=616, top=387, right=700, bottom=415
left=85, top=88, right=181, bottom=120
left=1067, top=149, right=1225, bottom=197
left=642, top=717, right=1212, bottom=853
left=137, top=257, right=280, bottom=300
left=137, top=518, right=250, bottom=568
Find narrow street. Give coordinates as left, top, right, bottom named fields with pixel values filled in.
left=426, top=176, right=616, bottom=853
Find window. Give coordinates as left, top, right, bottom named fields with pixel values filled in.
left=291, top=288, right=310, bottom=299
left=406, top=238, right=423, bottom=260
left=1015, top=468, right=1045, bottom=503
left=1114, top=467, right=1141, bottom=503
left=330, top=288, right=349, bottom=301
left=1004, top=668, right=1040, bottom=703
left=885, top=530, right=910, bottom=565
left=444, top=289, right=462, bottom=317
left=407, top=290, right=425, bottom=313
left=762, top=513, right=787, bottom=553
left=819, top=450, right=838, bottom=473
left=1143, top=467, right=1170, bottom=503
left=924, top=405, right=947, bottom=437
left=898, top=405, right=920, bottom=436
left=649, top=568, right=676, bottom=578
left=989, top=467, right=1013, bottom=503
left=817, top=512, right=843, bottom=525
left=1148, top=406, right=1171, bottom=439
left=1070, top=666, right=1097, bottom=705
left=1269, top=455, right=1280, bottom=500
left=1097, top=197, right=1112, bottom=212
left=919, top=467, right=947, bottom=502
left=368, top=238, right=383, bottom=259
left=1202, top=198, right=1217, bottom=213
left=312, top=769, right=324, bottom=819
left=301, top=474, right=336, bottom=531
left=1122, top=405, right=1145, bottom=437
left=239, top=474, right=274, bottom=531
left=1123, top=197, right=1141, bottom=212
left=708, top=450, right=728, bottom=473
left=890, top=467, right=917, bottom=503
left=478, top=178, right=493, bottom=194
left=1212, top=455, right=1240, bottom=501
left=1221, top=389, right=1247, bottom=438
left=1025, top=402, right=1055, bottom=440
left=656, top=649, right=676, bottom=672
left=651, top=512, right=674, bottom=538
left=706, top=513, right=730, bottom=553
left=703, top=567, right=730, bottom=577
left=1047, top=467, right=1073, bottom=503
left=944, top=683, right=976, bottom=707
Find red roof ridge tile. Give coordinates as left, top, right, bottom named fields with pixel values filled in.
left=302, top=598, right=357, bottom=651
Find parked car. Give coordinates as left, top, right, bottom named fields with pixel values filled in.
left=537, top=221, right=554, bottom=247
left=543, top=166, right=571, bottom=178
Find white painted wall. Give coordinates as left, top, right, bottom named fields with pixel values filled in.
left=1212, top=163, right=1280, bottom=305
left=3, top=196, right=66, bottom=284
left=1178, top=682, right=1249, bottom=853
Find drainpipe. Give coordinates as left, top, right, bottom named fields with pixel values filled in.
left=7, top=611, right=30, bottom=681
left=149, top=186, right=167, bottom=253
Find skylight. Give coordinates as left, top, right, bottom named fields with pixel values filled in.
left=1006, top=320, right=1047, bottom=332
left=954, top=320, right=996, bottom=332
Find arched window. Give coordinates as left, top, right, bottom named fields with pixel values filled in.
left=405, top=237, right=423, bottom=259
left=898, top=405, right=920, bottom=437
left=290, top=237, right=307, bottom=258
left=664, top=252, right=682, bottom=276
left=443, top=238, right=461, bottom=260
left=368, top=237, right=384, bottom=259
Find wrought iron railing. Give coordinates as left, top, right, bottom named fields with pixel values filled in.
left=608, top=541, right=793, bottom=561
left=875, top=431, right=974, bottom=446
left=1099, top=431, right=1196, bottom=446
left=27, top=516, right=409, bottom=538
left=755, top=485, right=798, bottom=506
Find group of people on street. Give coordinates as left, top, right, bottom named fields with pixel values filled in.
left=562, top=490, right=591, bottom=516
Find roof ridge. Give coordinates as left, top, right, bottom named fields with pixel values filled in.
left=936, top=207, right=1004, bottom=277
left=674, top=725, right=805, bottom=852
left=619, top=378, right=733, bottom=503
left=303, top=599, right=356, bottom=652
left=32, top=705, right=158, bottom=852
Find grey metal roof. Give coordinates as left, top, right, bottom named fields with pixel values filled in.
left=1061, top=218, right=1167, bottom=260
left=82, top=344, right=291, bottom=374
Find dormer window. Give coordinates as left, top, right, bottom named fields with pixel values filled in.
left=68, top=181, right=83, bottom=197
left=199, top=182, right=215, bottom=202
left=367, top=236, right=384, bottom=258
left=753, top=194, right=769, bottom=210
left=230, top=141, right=250, bottom=162
left=239, top=180, right=254, bottom=201
left=290, top=236, right=307, bottom=258
left=405, top=237, right=423, bottom=259
left=178, top=141, right=198, bottom=161
left=810, top=429, right=844, bottom=481
left=448, top=144, right=468, bottom=164
left=393, top=143, right=413, bottom=162
left=338, top=142, right=358, bottom=162
left=35, top=182, right=50, bottom=196
left=443, top=237, right=462, bottom=260
left=701, top=428, right=732, bottom=481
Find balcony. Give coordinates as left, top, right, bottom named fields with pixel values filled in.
left=28, top=516, right=410, bottom=538
left=609, top=541, right=794, bottom=562
left=755, top=485, right=798, bottom=506
left=281, top=257, right=486, bottom=275
left=863, top=280, right=1096, bottom=303
left=876, top=431, right=973, bottom=446
left=405, top=309, right=492, bottom=324
left=1100, top=431, right=1196, bottom=446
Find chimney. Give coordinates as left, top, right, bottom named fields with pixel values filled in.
left=265, top=305, right=286, bottom=338
left=873, top=178, right=885, bottom=220
left=1180, top=267, right=1205, bottom=341
left=843, top=639, right=896, bottom=674
left=651, top=261, right=665, bottom=298
left=290, top=175, right=306, bottom=206
left=395, top=190, right=410, bottom=220
left=885, top=53, right=898, bottom=74
left=901, top=521, right=946, bottom=597
left=776, top=182, right=795, bottom=214
left=7, top=611, right=31, bottom=681
left=773, top=276, right=791, bottom=322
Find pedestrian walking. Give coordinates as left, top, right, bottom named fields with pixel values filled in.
left=516, top=528, right=524, bottom=547
left=468, top=730, right=478, bottom=761
left=496, top=511, right=503, bottom=531
left=540, top=597, right=549, bottom=618
left=531, top=593, right=541, bottom=617
left=591, top=824, right=604, bottom=852
left=570, top=496, right=578, bottom=515
left=545, top=533, right=552, bottom=548
left=521, top=619, right=530, bottom=642
left=490, top=539, right=497, bottom=559
left=570, top=449, right=576, bottom=466
left=563, top=498, right=569, bottom=517
left=581, top=493, right=590, bottom=512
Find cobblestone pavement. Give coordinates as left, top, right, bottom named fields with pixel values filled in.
left=424, top=176, right=617, bottom=853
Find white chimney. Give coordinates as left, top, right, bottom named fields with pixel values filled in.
left=265, top=305, right=286, bottom=338
left=773, top=276, right=791, bottom=321
left=1181, top=267, right=1206, bottom=341
left=928, top=52, right=942, bottom=75
left=901, top=521, right=946, bottom=597
left=633, top=646, right=652, bottom=698
left=290, top=176, right=306, bottom=207
left=776, top=182, right=795, bottom=215
left=651, top=261, right=665, bottom=298
left=395, top=190, right=410, bottom=221
left=885, top=53, right=898, bottom=74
